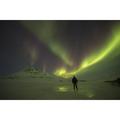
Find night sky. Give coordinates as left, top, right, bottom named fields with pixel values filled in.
left=0, top=21, right=120, bottom=80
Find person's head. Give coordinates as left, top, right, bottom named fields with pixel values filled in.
left=73, top=75, right=76, bottom=78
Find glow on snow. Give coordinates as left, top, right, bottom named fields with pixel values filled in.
left=57, top=86, right=68, bottom=92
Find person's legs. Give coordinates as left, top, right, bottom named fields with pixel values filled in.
left=75, top=83, right=78, bottom=91
left=73, top=83, right=75, bottom=91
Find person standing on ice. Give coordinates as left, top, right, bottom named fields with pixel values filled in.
left=72, top=76, right=78, bottom=92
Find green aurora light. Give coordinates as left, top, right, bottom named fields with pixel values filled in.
left=21, top=21, right=73, bottom=66
left=21, top=22, right=120, bottom=78
left=54, top=25, right=120, bottom=78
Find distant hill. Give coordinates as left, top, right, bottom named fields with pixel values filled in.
left=23, top=67, right=41, bottom=73
left=104, top=78, right=120, bottom=87
left=0, top=66, right=58, bottom=80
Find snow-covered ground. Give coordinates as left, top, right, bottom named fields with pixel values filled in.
left=0, top=72, right=120, bottom=99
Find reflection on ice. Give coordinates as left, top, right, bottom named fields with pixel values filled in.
left=57, top=86, right=69, bottom=92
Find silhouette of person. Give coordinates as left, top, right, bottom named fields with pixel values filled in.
left=72, top=76, right=78, bottom=92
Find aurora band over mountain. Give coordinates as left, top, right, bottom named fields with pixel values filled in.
left=54, top=25, right=120, bottom=78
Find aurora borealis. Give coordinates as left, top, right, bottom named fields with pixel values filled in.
left=21, top=21, right=72, bottom=66
left=0, top=21, right=120, bottom=80
left=54, top=24, right=120, bottom=78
